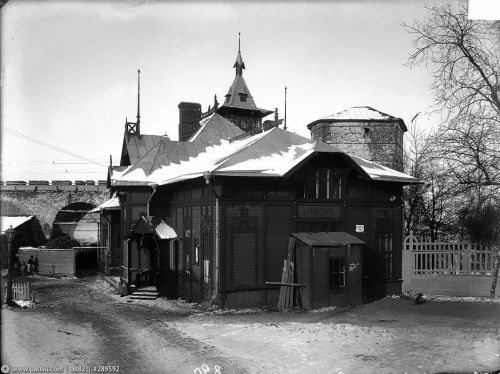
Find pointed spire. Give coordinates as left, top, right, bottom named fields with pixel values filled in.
left=233, top=32, right=245, bottom=76
left=136, top=69, right=141, bottom=129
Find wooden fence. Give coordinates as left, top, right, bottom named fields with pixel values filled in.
left=3, top=280, right=33, bottom=302
left=402, top=232, right=498, bottom=297
left=18, top=247, right=76, bottom=277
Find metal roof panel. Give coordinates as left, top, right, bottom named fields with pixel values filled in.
left=292, top=232, right=365, bottom=246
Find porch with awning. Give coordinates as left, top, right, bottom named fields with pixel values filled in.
left=122, top=216, right=177, bottom=291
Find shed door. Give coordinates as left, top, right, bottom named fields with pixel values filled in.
left=346, top=245, right=362, bottom=305
left=328, top=247, right=347, bottom=307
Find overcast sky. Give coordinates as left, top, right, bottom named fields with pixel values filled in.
left=1, top=0, right=496, bottom=182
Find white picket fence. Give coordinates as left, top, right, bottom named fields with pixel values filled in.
left=3, top=280, right=33, bottom=302
left=402, top=231, right=498, bottom=297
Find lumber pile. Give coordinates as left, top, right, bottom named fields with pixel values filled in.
left=276, top=237, right=301, bottom=310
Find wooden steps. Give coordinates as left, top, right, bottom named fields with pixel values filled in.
left=129, top=286, right=159, bottom=300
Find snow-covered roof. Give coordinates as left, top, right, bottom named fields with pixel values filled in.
left=154, top=220, right=178, bottom=239
left=188, top=113, right=245, bottom=144
left=126, top=216, right=177, bottom=240
left=1, top=216, right=34, bottom=234
left=110, top=126, right=420, bottom=187
left=90, top=193, right=120, bottom=213
left=307, top=106, right=407, bottom=131
left=292, top=232, right=365, bottom=246
left=348, top=155, right=419, bottom=183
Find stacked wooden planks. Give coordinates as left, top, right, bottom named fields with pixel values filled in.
left=276, top=237, right=298, bottom=310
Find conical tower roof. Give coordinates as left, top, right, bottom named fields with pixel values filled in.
left=218, top=36, right=272, bottom=118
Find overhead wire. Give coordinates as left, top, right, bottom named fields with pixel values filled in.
left=4, top=127, right=108, bottom=167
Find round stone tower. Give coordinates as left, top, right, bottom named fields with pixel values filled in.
left=307, top=106, right=407, bottom=172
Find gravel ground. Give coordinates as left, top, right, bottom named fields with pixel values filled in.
left=1, top=274, right=499, bottom=374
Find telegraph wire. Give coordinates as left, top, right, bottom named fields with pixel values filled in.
left=4, top=127, right=107, bottom=167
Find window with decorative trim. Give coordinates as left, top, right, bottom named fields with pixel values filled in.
left=194, top=239, right=200, bottom=265
left=185, top=253, right=190, bottom=275
left=203, top=260, right=210, bottom=283
left=378, top=232, right=393, bottom=279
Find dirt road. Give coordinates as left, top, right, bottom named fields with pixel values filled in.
left=1, top=276, right=245, bottom=374
left=1, top=275, right=499, bottom=374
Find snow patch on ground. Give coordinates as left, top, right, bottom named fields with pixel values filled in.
left=309, top=306, right=340, bottom=313
left=14, top=300, right=35, bottom=308
left=402, top=292, right=500, bottom=303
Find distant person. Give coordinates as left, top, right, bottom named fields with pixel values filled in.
left=27, top=256, right=34, bottom=275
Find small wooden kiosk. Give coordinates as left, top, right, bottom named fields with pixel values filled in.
left=292, top=232, right=365, bottom=309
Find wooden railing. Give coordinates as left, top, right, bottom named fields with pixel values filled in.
left=404, top=232, right=494, bottom=276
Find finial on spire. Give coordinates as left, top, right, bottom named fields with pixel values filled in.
left=136, top=69, right=141, bottom=127
left=234, top=33, right=245, bottom=76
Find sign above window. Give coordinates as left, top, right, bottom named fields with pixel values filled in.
left=297, top=205, right=341, bottom=218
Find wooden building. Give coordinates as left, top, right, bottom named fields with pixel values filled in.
left=1, top=215, right=46, bottom=267
left=107, top=125, right=420, bottom=308
left=91, top=194, right=121, bottom=275
left=292, top=232, right=365, bottom=309
left=98, top=39, right=420, bottom=308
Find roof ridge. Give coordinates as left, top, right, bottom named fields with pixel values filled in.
left=212, top=128, right=274, bottom=170
left=187, top=114, right=213, bottom=142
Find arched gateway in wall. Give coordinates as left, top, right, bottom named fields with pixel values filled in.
left=0, top=187, right=108, bottom=241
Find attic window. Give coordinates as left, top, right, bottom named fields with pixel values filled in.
left=305, top=168, right=342, bottom=200
left=364, top=128, right=370, bottom=137
left=239, top=93, right=248, bottom=102
left=225, top=95, right=231, bottom=103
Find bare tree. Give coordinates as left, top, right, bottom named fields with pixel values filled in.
left=404, top=4, right=500, bottom=295
left=404, top=116, right=457, bottom=241
left=404, top=4, right=500, bottom=192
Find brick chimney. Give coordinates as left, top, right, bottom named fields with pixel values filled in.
left=178, top=102, right=202, bottom=141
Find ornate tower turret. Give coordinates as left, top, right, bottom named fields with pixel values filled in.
left=216, top=33, right=273, bottom=133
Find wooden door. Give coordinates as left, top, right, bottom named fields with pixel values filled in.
left=327, top=246, right=347, bottom=307
left=161, top=239, right=179, bottom=298
left=346, top=245, right=363, bottom=305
